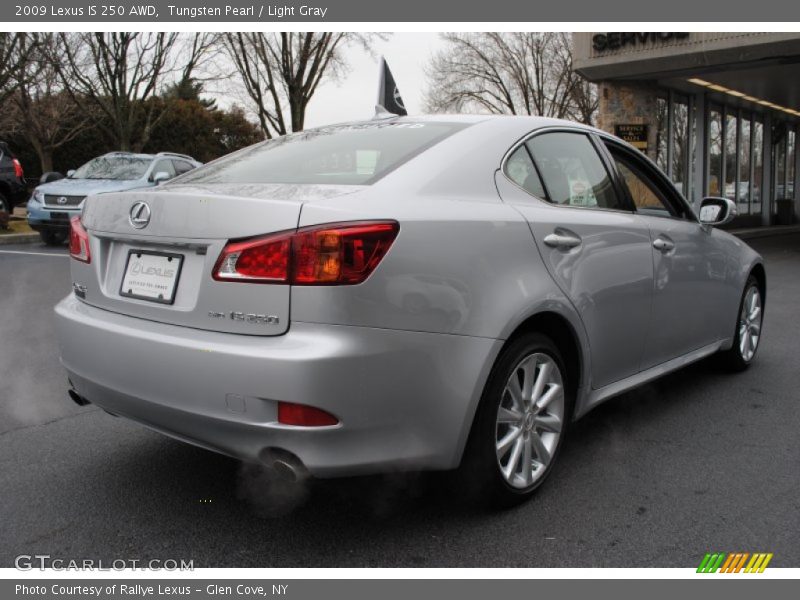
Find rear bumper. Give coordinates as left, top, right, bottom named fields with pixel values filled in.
left=2, top=180, right=28, bottom=207
left=55, top=295, right=501, bottom=477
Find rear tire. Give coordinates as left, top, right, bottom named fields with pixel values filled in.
left=458, top=332, right=573, bottom=508
left=718, top=275, right=763, bottom=372
left=40, top=229, right=68, bottom=246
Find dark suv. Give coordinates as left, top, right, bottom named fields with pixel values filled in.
left=0, top=141, right=27, bottom=219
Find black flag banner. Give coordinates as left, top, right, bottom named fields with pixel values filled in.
left=378, top=57, right=408, bottom=116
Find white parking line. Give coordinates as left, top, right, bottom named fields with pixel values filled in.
left=0, top=249, right=69, bottom=258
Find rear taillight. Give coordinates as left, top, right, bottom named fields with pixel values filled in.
left=213, top=221, right=399, bottom=285
left=12, top=158, right=23, bottom=179
left=278, top=402, right=339, bottom=427
left=69, top=216, right=91, bottom=263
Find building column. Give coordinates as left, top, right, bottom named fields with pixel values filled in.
left=596, top=81, right=661, bottom=162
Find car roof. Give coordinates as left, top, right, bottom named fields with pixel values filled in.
left=101, top=151, right=198, bottom=162
left=317, top=113, right=609, bottom=138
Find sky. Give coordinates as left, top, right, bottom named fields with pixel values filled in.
left=215, top=33, right=446, bottom=129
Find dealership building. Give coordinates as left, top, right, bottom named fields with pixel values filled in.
left=573, top=32, right=800, bottom=228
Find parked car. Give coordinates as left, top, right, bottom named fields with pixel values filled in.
left=27, top=151, right=202, bottom=245
left=55, top=116, right=765, bottom=506
left=0, top=141, right=28, bottom=217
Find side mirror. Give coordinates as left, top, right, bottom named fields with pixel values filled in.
left=40, top=171, right=65, bottom=184
left=66, top=170, right=75, bottom=178
left=699, top=196, right=738, bottom=227
left=152, top=171, right=171, bottom=185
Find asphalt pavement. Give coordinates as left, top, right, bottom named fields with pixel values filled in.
left=1, top=236, right=798, bottom=567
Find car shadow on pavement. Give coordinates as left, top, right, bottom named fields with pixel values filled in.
left=56, top=352, right=762, bottom=567
left=94, top=356, right=728, bottom=522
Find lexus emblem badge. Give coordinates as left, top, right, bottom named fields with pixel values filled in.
left=129, top=202, right=151, bottom=229
left=57, top=196, right=68, bottom=205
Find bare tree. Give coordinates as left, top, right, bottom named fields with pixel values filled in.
left=424, top=32, right=597, bottom=125
left=49, top=32, right=216, bottom=151
left=2, top=34, right=93, bottom=173
left=0, top=33, right=35, bottom=105
left=224, top=33, right=384, bottom=138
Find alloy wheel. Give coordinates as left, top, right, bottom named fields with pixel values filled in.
left=495, top=353, right=565, bottom=489
left=739, top=286, right=762, bottom=362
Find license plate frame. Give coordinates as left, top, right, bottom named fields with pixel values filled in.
left=119, top=249, right=184, bottom=305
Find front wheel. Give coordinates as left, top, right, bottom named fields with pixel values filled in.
left=718, top=275, right=763, bottom=371
left=459, top=333, right=572, bottom=507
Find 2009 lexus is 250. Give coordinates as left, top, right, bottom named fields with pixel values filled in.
left=55, top=115, right=766, bottom=505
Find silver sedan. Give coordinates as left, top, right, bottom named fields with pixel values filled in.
left=55, top=115, right=765, bottom=505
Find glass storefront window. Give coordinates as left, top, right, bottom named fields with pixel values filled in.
left=708, top=107, right=723, bottom=197
left=656, top=97, right=668, bottom=174
left=752, top=119, right=763, bottom=214
left=788, top=129, right=796, bottom=202
left=775, top=129, right=787, bottom=210
left=738, top=117, right=752, bottom=215
left=724, top=112, right=738, bottom=204
left=672, top=99, right=689, bottom=197
left=688, top=100, right=696, bottom=201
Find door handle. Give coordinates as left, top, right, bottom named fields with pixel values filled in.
left=652, top=237, right=675, bottom=252
left=543, top=232, right=582, bottom=249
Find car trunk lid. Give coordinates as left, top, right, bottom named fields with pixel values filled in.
left=74, top=183, right=361, bottom=336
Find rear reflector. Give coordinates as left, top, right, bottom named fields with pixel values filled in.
left=213, top=221, right=399, bottom=285
left=69, top=216, right=91, bottom=263
left=278, top=402, right=339, bottom=427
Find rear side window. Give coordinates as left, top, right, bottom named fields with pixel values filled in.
left=504, top=146, right=547, bottom=199
left=177, top=122, right=468, bottom=186
left=527, top=132, right=623, bottom=211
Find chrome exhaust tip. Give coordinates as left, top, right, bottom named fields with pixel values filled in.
left=259, top=448, right=309, bottom=483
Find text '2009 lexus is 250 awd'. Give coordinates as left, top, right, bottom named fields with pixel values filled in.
left=55, top=115, right=765, bottom=505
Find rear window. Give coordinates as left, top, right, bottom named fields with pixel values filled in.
left=177, top=121, right=468, bottom=186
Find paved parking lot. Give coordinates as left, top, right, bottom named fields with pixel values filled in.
left=1, top=235, right=799, bottom=568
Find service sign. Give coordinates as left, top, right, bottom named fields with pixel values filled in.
left=615, top=124, right=649, bottom=151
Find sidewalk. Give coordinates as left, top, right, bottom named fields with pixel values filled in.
left=729, top=224, right=800, bottom=240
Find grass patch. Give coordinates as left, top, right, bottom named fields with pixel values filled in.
left=0, top=219, right=35, bottom=235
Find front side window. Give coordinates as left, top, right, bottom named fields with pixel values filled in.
left=526, top=132, right=623, bottom=210
left=609, top=148, right=675, bottom=218
left=71, top=156, right=151, bottom=181
left=151, top=159, right=177, bottom=180
left=177, top=121, right=468, bottom=186
left=173, top=160, right=195, bottom=175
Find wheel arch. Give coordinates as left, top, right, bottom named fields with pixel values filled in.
left=455, top=308, right=588, bottom=467
left=503, top=311, right=584, bottom=402
left=750, top=261, right=766, bottom=306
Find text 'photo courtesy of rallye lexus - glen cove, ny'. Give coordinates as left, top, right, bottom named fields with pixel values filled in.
left=55, top=102, right=766, bottom=506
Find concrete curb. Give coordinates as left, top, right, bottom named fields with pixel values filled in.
left=731, top=225, right=800, bottom=241
left=0, top=232, right=41, bottom=245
